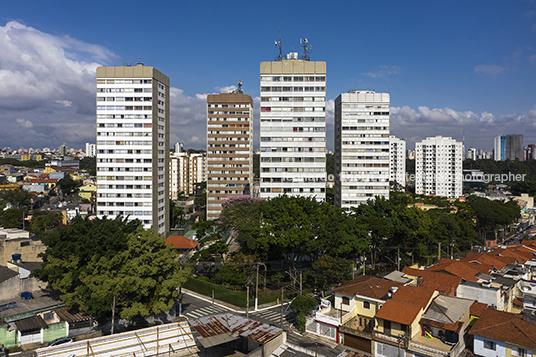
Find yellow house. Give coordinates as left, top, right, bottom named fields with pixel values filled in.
left=78, top=184, right=96, bottom=200
left=43, top=167, right=56, bottom=174
left=20, top=154, right=31, bottom=161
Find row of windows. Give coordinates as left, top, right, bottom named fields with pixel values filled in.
left=207, top=157, right=249, bottom=162
left=260, top=187, right=325, bottom=193
left=207, top=117, right=250, bottom=122
left=261, top=76, right=325, bottom=82
left=207, top=190, right=246, bottom=194
left=342, top=141, right=389, bottom=145
left=208, top=111, right=250, bottom=115
left=98, top=167, right=151, bottom=172
left=342, top=148, right=389, bottom=153
left=341, top=111, right=389, bottom=116
left=341, top=155, right=389, bottom=160
left=208, top=131, right=249, bottom=135
left=261, top=117, right=325, bottom=123
left=98, top=149, right=152, bottom=154
left=97, top=79, right=152, bottom=84
left=97, top=176, right=152, bottom=181
left=262, top=177, right=325, bottom=183
left=261, top=127, right=325, bottom=132
left=97, top=184, right=152, bottom=189
left=261, top=86, right=325, bottom=92
left=260, top=137, right=325, bottom=142
left=260, top=157, right=325, bottom=163
left=97, top=97, right=152, bottom=102
left=208, top=144, right=250, bottom=148
left=207, top=124, right=250, bottom=128
left=99, top=193, right=152, bottom=198
left=261, top=167, right=325, bottom=173
left=260, top=147, right=324, bottom=153
left=97, top=140, right=151, bottom=145
left=98, top=132, right=151, bottom=137
left=261, top=107, right=325, bottom=113
left=261, top=96, right=324, bottom=102
left=98, top=123, right=152, bottom=128
left=343, top=163, right=390, bottom=168
left=97, top=88, right=152, bottom=93
left=208, top=137, right=249, bottom=142
left=207, top=183, right=247, bottom=188
left=97, top=114, right=151, bottom=119
left=97, top=106, right=152, bottom=111
left=97, top=201, right=151, bottom=207
left=208, top=104, right=250, bottom=108
left=98, top=158, right=152, bottom=163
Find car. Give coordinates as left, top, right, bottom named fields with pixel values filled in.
left=46, top=337, right=73, bottom=347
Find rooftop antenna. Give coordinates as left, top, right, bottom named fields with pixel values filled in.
left=300, top=38, right=312, bottom=61
left=137, top=46, right=143, bottom=66
left=237, top=80, right=243, bottom=94
left=275, top=30, right=283, bottom=60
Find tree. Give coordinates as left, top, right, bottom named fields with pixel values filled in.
left=306, top=255, right=352, bottom=292
left=56, top=176, right=80, bottom=197
left=0, top=189, right=32, bottom=209
left=32, top=216, right=190, bottom=320
left=0, top=208, right=27, bottom=229
left=290, top=294, right=318, bottom=331
left=30, top=211, right=62, bottom=235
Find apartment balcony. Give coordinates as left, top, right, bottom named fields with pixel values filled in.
left=339, top=316, right=374, bottom=340
left=408, top=334, right=465, bottom=357
left=313, top=306, right=340, bottom=326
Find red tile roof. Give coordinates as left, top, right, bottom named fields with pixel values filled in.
left=470, top=308, right=536, bottom=349
left=470, top=302, right=488, bottom=318
left=420, top=318, right=464, bottom=333
left=391, top=285, right=436, bottom=309
left=402, top=267, right=461, bottom=295
left=332, top=275, right=403, bottom=300
left=165, top=235, right=198, bottom=249
left=376, top=299, right=423, bottom=326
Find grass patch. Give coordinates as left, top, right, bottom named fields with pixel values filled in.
left=183, top=277, right=298, bottom=308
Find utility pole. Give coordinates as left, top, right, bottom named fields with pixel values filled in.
left=111, top=295, right=115, bottom=335
left=255, top=264, right=259, bottom=311
left=212, top=290, right=214, bottom=315
left=300, top=271, right=302, bottom=295
left=280, top=288, right=284, bottom=329
left=246, top=286, right=249, bottom=318
left=397, top=248, right=400, bottom=271
left=438, top=242, right=441, bottom=261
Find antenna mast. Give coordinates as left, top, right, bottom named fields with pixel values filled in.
left=237, top=81, right=243, bottom=94
left=300, top=38, right=312, bottom=61
left=275, top=30, right=283, bottom=60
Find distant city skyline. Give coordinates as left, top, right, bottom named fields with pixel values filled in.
left=1, top=1, right=536, bottom=152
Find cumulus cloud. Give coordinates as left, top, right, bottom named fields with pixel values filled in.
left=364, top=65, right=401, bottom=78
left=55, top=100, right=72, bottom=107
left=390, top=105, right=536, bottom=150
left=16, top=118, right=33, bottom=129
left=474, top=64, right=507, bottom=75
left=214, top=85, right=238, bottom=94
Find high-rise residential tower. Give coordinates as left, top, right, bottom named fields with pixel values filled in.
left=389, top=135, right=406, bottom=188
left=206, top=92, right=253, bottom=220
left=494, top=134, right=505, bottom=161
left=505, top=134, right=524, bottom=161
left=96, top=64, right=170, bottom=236
left=169, top=150, right=206, bottom=198
left=334, top=91, right=390, bottom=209
left=259, top=53, right=326, bottom=200
left=415, top=136, right=462, bottom=199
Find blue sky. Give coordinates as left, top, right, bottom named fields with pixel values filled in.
left=1, top=1, right=536, bottom=152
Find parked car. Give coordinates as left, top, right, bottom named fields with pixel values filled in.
left=46, top=337, right=73, bottom=347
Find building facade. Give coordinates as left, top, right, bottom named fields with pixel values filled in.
left=85, top=143, right=96, bottom=157
left=389, top=135, right=406, bottom=188
left=505, top=134, right=524, bottom=161
left=494, top=134, right=505, bottom=161
left=206, top=92, right=253, bottom=220
left=259, top=57, right=326, bottom=200
left=334, top=91, right=390, bottom=209
left=169, top=151, right=206, bottom=199
left=96, top=64, right=170, bottom=236
left=415, top=136, right=462, bottom=199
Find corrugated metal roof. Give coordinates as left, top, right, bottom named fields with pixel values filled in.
left=14, top=315, right=47, bottom=332
left=54, top=306, right=93, bottom=323
left=189, top=313, right=283, bottom=348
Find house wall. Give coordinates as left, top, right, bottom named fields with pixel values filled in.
left=0, top=275, right=46, bottom=300
left=0, top=238, right=46, bottom=267
left=474, top=336, right=506, bottom=357
left=0, top=326, right=18, bottom=348
left=507, top=344, right=535, bottom=357
left=457, top=285, right=501, bottom=309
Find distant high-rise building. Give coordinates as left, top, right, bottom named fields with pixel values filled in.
left=334, top=91, right=390, bottom=209
left=259, top=53, right=326, bottom=201
left=169, top=151, right=206, bottom=198
left=494, top=134, right=506, bottom=161
left=206, top=92, right=253, bottom=220
left=59, top=144, right=67, bottom=156
left=96, top=64, right=170, bottom=236
left=526, top=144, right=536, bottom=160
left=415, top=136, right=462, bottom=199
left=467, top=147, right=477, bottom=160
left=390, top=136, right=406, bottom=188
left=174, top=142, right=184, bottom=153
left=85, top=143, right=96, bottom=157
left=505, top=134, right=524, bottom=161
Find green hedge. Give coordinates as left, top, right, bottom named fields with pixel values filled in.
left=183, top=277, right=296, bottom=308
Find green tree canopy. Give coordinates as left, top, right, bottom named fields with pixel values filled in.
left=0, top=208, right=27, bottom=229
left=30, top=211, right=62, bottom=235
left=0, top=189, right=32, bottom=209
left=56, top=176, right=80, bottom=197
left=32, top=216, right=190, bottom=319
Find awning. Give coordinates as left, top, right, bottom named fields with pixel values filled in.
left=14, top=315, right=47, bottom=332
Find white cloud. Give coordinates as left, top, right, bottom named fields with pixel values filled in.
left=364, top=65, right=401, bottom=78
left=16, top=118, right=33, bottom=129
left=55, top=100, right=72, bottom=107
left=474, top=64, right=507, bottom=75
left=214, top=85, right=237, bottom=93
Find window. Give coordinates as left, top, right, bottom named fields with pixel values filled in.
left=483, top=340, right=495, bottom=350
left=342, top=297, right=349, bottom=305
left=363, top=301, right=371, bottom=309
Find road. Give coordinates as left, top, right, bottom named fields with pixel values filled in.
left=180, top=292, right=344, bottom=357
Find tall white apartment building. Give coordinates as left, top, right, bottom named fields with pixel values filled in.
left=96, top=64, right=170, bottom=236
left=85, top=143, right=96, bottom=157
left=415, top=136, right=462, bottom=199
left=389, top=135, right=406, bottom=188
left=259, top=56, right=326, bottom=200
left=334, top=91, right=390, bottom=209
left=169, top=151, right=206, bottom=198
